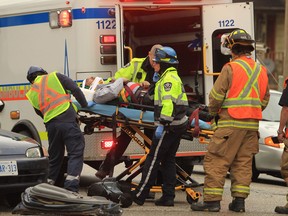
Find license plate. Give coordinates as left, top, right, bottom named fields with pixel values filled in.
left=0, top=160, right=18, bottom=176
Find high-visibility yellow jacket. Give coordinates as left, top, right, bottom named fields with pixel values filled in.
left=106, top=57, right=151, bottom=83
left=154, top=67, right=188, bottom=126
left=26, top=72, right=71, bottom=123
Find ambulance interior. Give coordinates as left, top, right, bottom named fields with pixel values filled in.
left=121, top=6, right=231, bottom=105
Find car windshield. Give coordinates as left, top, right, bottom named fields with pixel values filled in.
left=262, top=92, right=281, bottom=122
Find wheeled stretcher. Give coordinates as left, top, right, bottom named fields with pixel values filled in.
left=75, top=102, right=214, bottom=206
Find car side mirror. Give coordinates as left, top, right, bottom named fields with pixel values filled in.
left=0, top=99, right=5, bottom=112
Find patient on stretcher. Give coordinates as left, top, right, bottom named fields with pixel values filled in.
left=81, top=76, right=214, bottom=125
left=83, top=76, right=154, bottom=109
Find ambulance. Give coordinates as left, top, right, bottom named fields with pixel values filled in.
left=0, top=0, right=255, bottom=173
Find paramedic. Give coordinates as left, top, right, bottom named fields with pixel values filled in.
left=191, top=29, right=270, bottom=212
left=275, top=78, right=288, bottom=214
left=95, top=44, right=163, bottom=179
left=26, top=66, right=91, bottom=192
left=133, top=46, right=189, bottom=206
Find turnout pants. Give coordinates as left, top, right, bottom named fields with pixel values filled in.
left=203, top=128, right=259, bottom=201
left=134, top=122, right=187, bottom=202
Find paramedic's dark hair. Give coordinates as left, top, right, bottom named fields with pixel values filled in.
left=231, top=44, right=254, bottom=56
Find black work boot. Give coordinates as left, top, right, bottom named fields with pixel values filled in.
left=229, top=197, right=245, bottom=212
left=155, top=197, right=174, bottom=206
left=191, top=201, right=221, bottom=212
left=95, top=168, right=109, bottom=180
left=275, top=205, right=288, bottom=214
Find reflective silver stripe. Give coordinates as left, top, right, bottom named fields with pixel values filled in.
left=39, top=76, right=70, bottom=114
left=222, top=60, right=262, bottom=108
left=132, top=61, right=140, bottom=81
left=222, top=98, right=261, bottom=107
left=210, top=88, right=225, bottom=101
left=42, top=95, right=70, bottom=114
left=32, top=84, right=40, bottom=90
left=157, top=115, right=188, bottom=126
left=234, top=60, right=261, bottom=98
left=162, top=95, right=187, bottom=105
left=66, top=175, right=80, bottom=181
left=136, top=130, right=166, bottom=197
left=39, top=76, right=48, bottom=109
left=159, top=114, right=174, bottom=122
left=215, top=119, right=259, bottom=130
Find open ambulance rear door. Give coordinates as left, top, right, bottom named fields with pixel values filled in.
left=202, top=2, right=255, bottom=103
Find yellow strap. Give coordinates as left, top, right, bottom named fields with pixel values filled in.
left=120, top=89, right=129, bottom=103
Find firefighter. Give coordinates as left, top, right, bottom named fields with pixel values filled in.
left=26, top=66, right=92, bottom=192
left=275, top=78, right=288, bottom=214
left=95, top=44, right=162, bottom=179
left=132, top=46, right=189, bottom=206
left=191, top=29, right=270, bottom=212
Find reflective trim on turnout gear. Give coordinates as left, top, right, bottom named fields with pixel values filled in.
left=204, top=188, right=224, bottom=196
left=222, top=58, right=265, bottom=119
left=231, top=185, right=250, bottom=195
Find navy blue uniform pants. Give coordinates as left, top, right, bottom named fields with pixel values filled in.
left=134, top=122, right=187, bottom=202
left=46, top=121, right=85, bottom=192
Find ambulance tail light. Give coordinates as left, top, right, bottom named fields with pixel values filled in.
left=49, top=10, right=72, bottom=29
left=59, top=10, right=72, bottom=27
left=101, top=140, right=116, bottom=150
left=100, top=35, right=116, bottom=44
left=100, top=35, right=116, bottom=65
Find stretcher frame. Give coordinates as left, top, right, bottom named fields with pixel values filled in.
left=77, top=105, right=214, bottom=204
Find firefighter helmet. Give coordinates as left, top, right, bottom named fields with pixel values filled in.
left=153, top=46, right=179, bottom=64
left=223, top=29, right=255, bottom=50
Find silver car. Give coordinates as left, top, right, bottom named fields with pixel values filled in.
left=253, top=90, right=284, bottom=180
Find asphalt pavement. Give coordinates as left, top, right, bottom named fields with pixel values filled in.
left=0, top=164, right=287, bottom=216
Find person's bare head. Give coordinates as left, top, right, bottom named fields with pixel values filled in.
left=85, top=77, right=95, bottom=87
left=148, top=44, right=163, bottom=66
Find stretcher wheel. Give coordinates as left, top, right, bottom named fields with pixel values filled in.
left=186, top=193, right=199, bottom=204
left=119, top=193, right=133, bottom=208
left=84, top=125, right=94, bottom=135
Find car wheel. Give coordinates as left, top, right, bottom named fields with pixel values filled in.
left=6, top=192, right=21, bottom=207
left=252, top=158, right=260, bottom=181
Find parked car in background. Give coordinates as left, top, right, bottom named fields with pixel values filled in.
left=253, top=90, right=284, bottom=181
left=0, top=129, right=48, bottom=206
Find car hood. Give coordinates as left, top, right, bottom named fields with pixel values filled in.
left=0, top=129, right=40, bottom=155
left=259, top=120, right=278, bottom=141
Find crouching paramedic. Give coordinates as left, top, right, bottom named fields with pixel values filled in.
left=133, top=46, right=189, bottom=206
left=191, top=29, right=270, bottom=212
left=26, top=66, right=90, bottom=192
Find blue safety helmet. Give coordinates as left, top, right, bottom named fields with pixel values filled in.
left=153, top=47, right=179, bottom=64
left=26, top=66, right=48, bottom=83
